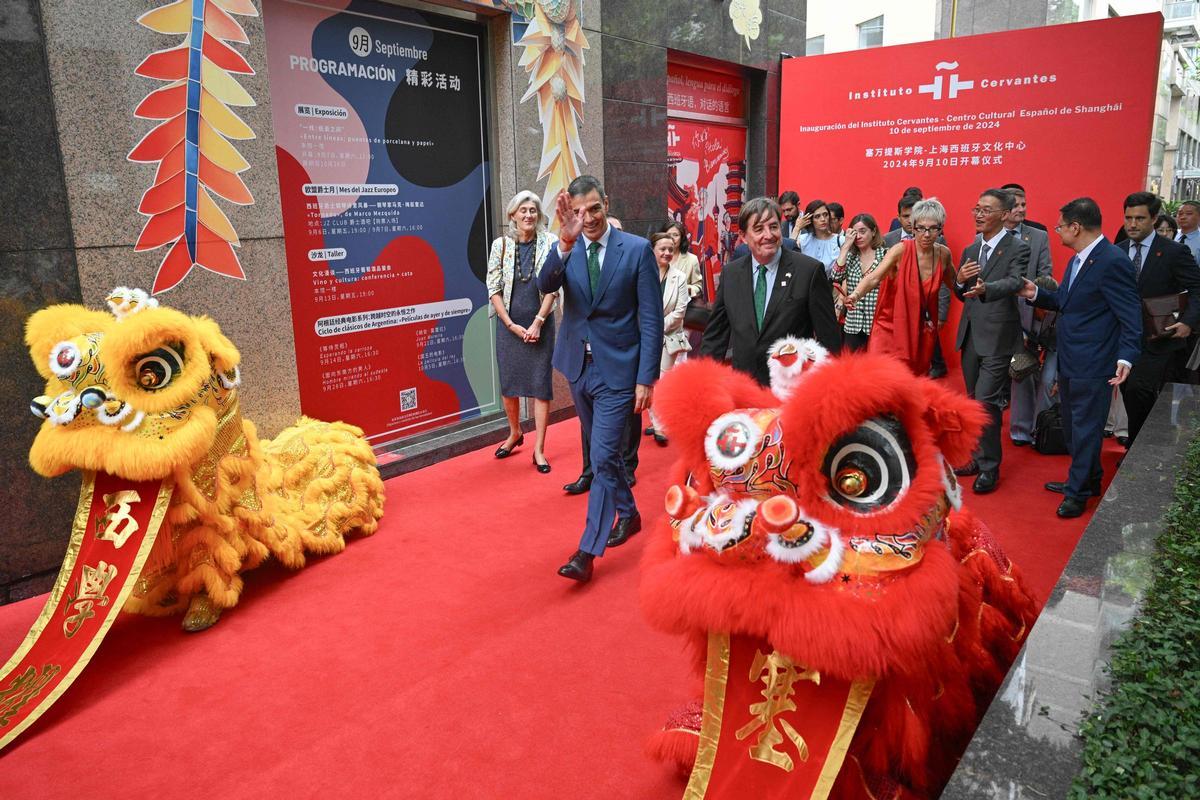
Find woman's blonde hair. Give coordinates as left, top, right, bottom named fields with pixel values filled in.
left=505, top=190, right=548, bottom=239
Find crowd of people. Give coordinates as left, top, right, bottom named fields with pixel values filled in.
left=484, top=176, right=1200, bottom=582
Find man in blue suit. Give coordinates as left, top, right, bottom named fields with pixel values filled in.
left=537, top=176, right=663, bottom=582
left=1018, top=197, right=1142, bottom=518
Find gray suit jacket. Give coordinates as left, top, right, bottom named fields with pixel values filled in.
left=1009, top=224, right=1051, bottom=335
left=1010, top=224, right=1052, bottom=280
left=954, top=230, right=1030, bottom=357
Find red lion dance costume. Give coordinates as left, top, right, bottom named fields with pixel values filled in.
left=641, top=338, right=1037, bottom=800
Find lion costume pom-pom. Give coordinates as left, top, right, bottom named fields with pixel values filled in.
left=640, top=340, right=1037, bottom=799
left=22, top=290, right=385, bottom=632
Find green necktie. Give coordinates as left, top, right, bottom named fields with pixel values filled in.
left=754, top=264, right=768, bottom=329
left=587, top=241, right=601, bottom=295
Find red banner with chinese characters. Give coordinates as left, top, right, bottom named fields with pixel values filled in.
left=669, top=120, right=747, bottom=300
left=669, top=63, right=745, bottom=121
left=0, top=472, right=173, bottom=751
left=780, top=13, right=1162, bottom=282
left=685, top=632, right=874, bottom=799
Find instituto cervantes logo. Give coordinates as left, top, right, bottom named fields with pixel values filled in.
left=919, top=61, right=973, bottom=101
left=846, top=60, right=1057, bottom=102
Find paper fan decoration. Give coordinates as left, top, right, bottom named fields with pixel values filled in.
left=129, top=0, right=258, bottom=294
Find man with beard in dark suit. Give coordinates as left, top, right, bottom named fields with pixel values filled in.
left=700, top=197, right=841, bottom=386
left=1119, top=191, right=1200, bottom=443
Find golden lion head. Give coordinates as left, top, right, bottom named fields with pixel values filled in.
left=26, top=288, right=242, bottom=480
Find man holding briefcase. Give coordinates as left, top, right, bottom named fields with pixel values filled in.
left=1119, top=192, right=1200, bottom=444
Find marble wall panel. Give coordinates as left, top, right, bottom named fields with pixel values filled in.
left=602, top=99, right=668, bottom=165
left=601, top=36, right=666, bottom=107
left=74, top=236, right=301, bottom=438
left=0, top=0, right=74, bottom=253
left=0, top=248, right=84, bottom=589
left=39, top=0, right=283, bottom=251
left=604, top=161, right=669, bottom=223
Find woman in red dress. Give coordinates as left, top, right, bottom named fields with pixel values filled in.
left=845, top=198, right=958, bottom=375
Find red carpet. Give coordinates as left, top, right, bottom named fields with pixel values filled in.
left=0, top=407, right=1118, bottom=797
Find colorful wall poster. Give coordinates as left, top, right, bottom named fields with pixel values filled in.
left=668, top=119, right=747, bottom=301
left=262, top=0, right=497, bottom=445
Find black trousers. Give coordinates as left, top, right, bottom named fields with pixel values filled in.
left=929, top=336, right=947, bottom=372
left=843, top=331, right=870, bottom=352
left=579, top=409, right=641, bottom=480
left=1121, top=348, right=1175, bottom=443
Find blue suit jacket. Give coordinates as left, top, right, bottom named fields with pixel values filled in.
left=536, top=227, right=663, bottom=389
left=1031, top=237, right=1142, bottom=379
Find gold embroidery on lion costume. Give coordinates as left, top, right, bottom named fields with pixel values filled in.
left=25, top=288, right=385, bottom=631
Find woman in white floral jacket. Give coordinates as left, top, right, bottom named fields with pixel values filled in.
left=486, top=190, right=559, bottom=472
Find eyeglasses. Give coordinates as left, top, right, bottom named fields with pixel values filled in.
left=971, top=206, right=1002, bottom=216
left=914, top=225, right=942, bottom=235
left=1053, top=222, right=1079, bottom=232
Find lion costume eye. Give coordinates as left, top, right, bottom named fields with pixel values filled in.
left=49, top=341, right=82, bottom=379
left=823, top=415, right=915, bottom=512
left=133, top=345, right=184, bottom=391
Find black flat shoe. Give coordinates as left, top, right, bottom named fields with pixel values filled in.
left=643, top=426, right=655, bottom=436
left=953, top=460, right=980, bottom=477
left=533, top=454, right=551, bottom=474
left=606, top=514, right=642, bottom=548
left=494, top=433, right=525, bottom=458
left=557, top=550, right=594, bottom=582
left=653, top=433, right=668, bottom=446
left=1056, top=496, right=1087, bottom=518
left=973, top=469, right=999, bottom=494
left=563, top=476, right=591, bottom=494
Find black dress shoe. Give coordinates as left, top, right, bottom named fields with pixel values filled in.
left=1056, top=496, right=1087, bottom=518
left=1116, top=436, right=1131, bottom=448
left=557, top=550, right=594, bottom=582
left=928, top=366, right=948, bottom=379
left=643, top=426, right=655, bottom=436
left=1046, top=479, right=1102, bottom=496
left=606, top=514, right=642, bottom=548
left=494, top=433, right=524, bottom=458
left=1011, top=439, right=1032, bottom=447
left=953, top=460, right=980, bottom=477
left=973, top=469, right=999, bottom=494
left=532, top=454, right=551, bottom=474
left=653, top=432, right=668, bottom=446
left=563, top=475, right=592, bottom=494
left=1102, top=429, right=1114, bottom=438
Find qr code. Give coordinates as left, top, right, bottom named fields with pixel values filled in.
left=400, top=387, right=417, bottom=411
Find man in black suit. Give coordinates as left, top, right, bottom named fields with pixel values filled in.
left=700, top=197, right=841, bottom=386
left=953, top=188, right=1031, bottom=494
left=1119, top=191, right=1200, bottom=443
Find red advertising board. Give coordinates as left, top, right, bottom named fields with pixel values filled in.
left=780, top=13, right=1162, bottom=285
left=668, top=63, right=745, bottom=121
left=669, top=119, right=747, bottom=300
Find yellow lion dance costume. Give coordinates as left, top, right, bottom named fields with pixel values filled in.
left=24, top=288, right=384, bottom=632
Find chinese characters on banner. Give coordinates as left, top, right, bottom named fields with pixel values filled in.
left=780, top=13, right=1162, bottom=289
left=263, top=0, right=498, bottom=445
left=667, top=63, right=747, bottom=300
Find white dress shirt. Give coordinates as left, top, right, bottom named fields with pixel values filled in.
left=559, top=222, right=612, bottom=270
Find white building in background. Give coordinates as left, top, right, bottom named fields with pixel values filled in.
left=804, top=0, right=1200, bottom=199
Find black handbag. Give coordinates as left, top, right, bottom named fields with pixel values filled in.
left=1034, top=403, right=1069, bottom=455
left=683, top=299, right=712, bottom=332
